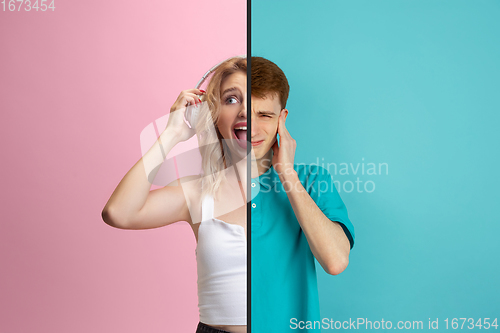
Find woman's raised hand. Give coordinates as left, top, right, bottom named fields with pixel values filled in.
left=164, top=89, right=205, bottom=142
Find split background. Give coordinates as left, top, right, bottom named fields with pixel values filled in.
left=1, top=0, right=499, bottom=332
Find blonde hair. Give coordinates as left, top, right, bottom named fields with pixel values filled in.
left=194, top=56, right=247, bottom=200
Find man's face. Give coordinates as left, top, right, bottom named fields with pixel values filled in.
left=251, top=93, right=282, bottom=160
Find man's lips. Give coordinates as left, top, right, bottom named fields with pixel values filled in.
left=251, top=140, right=264, bottom=147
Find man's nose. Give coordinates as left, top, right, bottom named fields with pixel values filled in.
left=251, top=112, right=258, bottom=138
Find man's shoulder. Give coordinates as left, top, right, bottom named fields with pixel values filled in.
left=293, top=163, right=331, bottom=179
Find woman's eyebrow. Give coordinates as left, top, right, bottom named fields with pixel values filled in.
left=222, top=87, right=240, bottom=96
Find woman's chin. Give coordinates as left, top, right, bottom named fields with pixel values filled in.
left=223, top=139, right=248, bottom=162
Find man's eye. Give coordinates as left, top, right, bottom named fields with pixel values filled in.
left=262, top=115, right=271, bottom=118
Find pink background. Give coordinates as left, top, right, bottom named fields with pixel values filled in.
left=0, top=1, right=245, bottom=332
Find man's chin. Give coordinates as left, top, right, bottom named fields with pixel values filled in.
left=251, top=145, right=272, bottom=161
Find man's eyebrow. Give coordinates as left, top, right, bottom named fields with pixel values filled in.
left=221, top=87, right=240, bottom=96
left=256, top=110, right=276, bottom=116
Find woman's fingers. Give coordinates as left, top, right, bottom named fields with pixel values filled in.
left=179, top=88, right=205, bottom=95
left=183, top=94, right=198, bottom=106
left=165, top=90, right=201, bottom=141
left=181, top=89, right=205, bottom=105
left=171, top=91, right=203, bottom=111
left=185, top=88, right=206, bottom=95
left=184, top=92, right=204, bottom=106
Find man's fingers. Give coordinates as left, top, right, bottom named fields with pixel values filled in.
left=278, top=109, right=292, bottom=139
left=271, top=138, right=279, bottom=155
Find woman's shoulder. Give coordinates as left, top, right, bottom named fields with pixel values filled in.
left=165, top=174, right=203, bottom=187
left=167, top=175, right=203, bottom=198
left=164, top=175, right=206, bottom=225
left=164, top=174, right=204, bottom=206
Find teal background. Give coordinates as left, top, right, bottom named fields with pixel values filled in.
left=252, top=0, right=499, bottom=331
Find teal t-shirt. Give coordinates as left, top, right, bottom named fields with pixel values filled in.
left=251, top=164, right=355, bottom=332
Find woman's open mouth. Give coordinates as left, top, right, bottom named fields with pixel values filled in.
left=232, top=122, right=247, bottom=149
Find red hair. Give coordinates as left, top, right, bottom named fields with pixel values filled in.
left=251, top=57, right=290, bottom=109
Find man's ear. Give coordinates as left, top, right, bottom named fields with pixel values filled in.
left=282, top=109, right=289, bottom=122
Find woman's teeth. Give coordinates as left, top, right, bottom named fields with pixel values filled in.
left=234, top=127, right=247, bottom=141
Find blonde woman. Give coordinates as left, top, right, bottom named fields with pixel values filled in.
left=102, top=57, right=248, bottom=333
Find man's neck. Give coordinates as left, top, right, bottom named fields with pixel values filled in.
left=252, top=148, right=273, bottom=178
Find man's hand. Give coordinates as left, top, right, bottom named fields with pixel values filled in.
left=271, top=108, right=350, bottom=275
left=271, top=109, right=296, bottom=179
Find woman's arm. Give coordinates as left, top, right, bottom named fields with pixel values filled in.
left=101, top=89, right=204, bottom=230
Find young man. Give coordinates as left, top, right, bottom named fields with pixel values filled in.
left=250, top=57, right=355, bottom=332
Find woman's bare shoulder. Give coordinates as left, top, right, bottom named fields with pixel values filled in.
left=165, top=174, right=203, bottom=187
left=164, top=175, right=205, bottom=223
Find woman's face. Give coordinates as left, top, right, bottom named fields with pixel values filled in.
left=216, top=71, right=247, bottom=156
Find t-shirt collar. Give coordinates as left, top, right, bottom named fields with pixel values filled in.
left=253, top=165, right=278, bottom=191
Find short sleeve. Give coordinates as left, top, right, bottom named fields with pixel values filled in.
left=300, top=165, right=355, bottom=249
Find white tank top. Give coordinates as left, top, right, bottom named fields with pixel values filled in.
left=195, top=193, right=247, bottom=325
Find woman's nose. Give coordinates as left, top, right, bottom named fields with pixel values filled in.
left=239, top=100, right=247, bottom=118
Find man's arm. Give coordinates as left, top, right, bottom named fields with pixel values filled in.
left=280, top=170, right=351, bottom=275
left=271, top=109, right=351, bottom=275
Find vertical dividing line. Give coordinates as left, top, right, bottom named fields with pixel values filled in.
left=247, top=0, right=252, bottom=330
